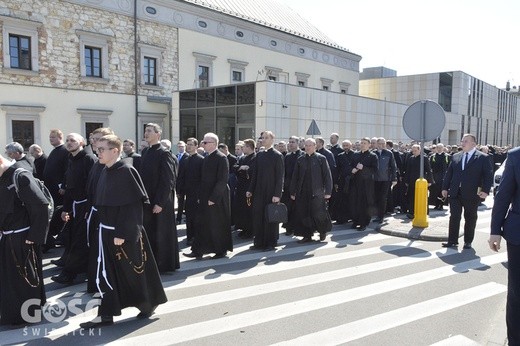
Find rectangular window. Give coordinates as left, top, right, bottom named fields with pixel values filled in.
left=144, top=56, right=157, bottom=85
left=268, top=75, right=277, bottom=81
left=198, top=65, right=209, bottom=88
left=85, top=46, right=102, bottom=77
left=9, top=34, right=31, bottom=70
left=341, top=89, right=346, bottom=94
left=232, top=70, right=242, bottom=82
left=322, top=86, right=329, bottom=91
left=12, top=120, right=34, bottom=150
left=298, top=81, right=305, bottom=87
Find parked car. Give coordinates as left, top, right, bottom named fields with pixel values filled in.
left=493, top=159, right=507, bottom=195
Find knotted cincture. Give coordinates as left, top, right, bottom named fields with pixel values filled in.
left=86, top=206, right=97, bottom=247
left=72, top=198, right=87, bottom=218
left=96, top=223, right=114, bottom=298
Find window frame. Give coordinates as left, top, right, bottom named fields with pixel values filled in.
left=1, top=104, right=45, bottom=147
left=77, top=30, right=112, bottom=83
left=139, top=43, right=165, bottom=89
left=193, top=52, right=216, bottom=88
left=2, top=16, right=41, bottom=75
left=228, top=59, right=248, bottom=84
left=84, top=45, right=102, bottom=78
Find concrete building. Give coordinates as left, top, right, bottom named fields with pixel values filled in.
left=1, top=0, right=518, bottom=152
left=360, top=70, right=520, bottom=146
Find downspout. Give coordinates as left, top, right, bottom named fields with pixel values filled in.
left=134, top=0, right=139, bottom=142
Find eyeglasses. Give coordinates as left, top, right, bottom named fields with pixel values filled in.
left=202, top=141, right=215, bottom=145
left=97, top=147, right=116, bottom=153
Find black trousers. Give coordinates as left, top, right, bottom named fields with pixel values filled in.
left=507, top=242, right=520, bottom=346
left=447, top=194, right=480, bottom=244
left=374, top=181, right=391, bottom=219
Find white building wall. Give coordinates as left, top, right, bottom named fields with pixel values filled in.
left=178, top=29, right=359, bottom=94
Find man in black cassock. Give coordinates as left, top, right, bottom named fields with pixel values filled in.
left=281, top=136, right=303, bottom=235
left=52, top=133, right=97, bottom=284
left=247, top=131, right=284, bottom=251
left=139, top=123, right=179, bottom=272
left=349, top=137, right=378, bottom=230
left=335, top=140, right=355, bottom=224
left=176, top=137, right=204, bottom=246
left=80, top=135, right=167, bottom=328
left=184, top=133, right=232, bottom=259
left=290, top=138, right=333, bottom=243
left=429, top=143, right=449, bottom=210
left=0, top=153, right=49, bottom=325
left=233, top=138, right=256, bottom=239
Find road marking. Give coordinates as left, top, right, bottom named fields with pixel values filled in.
left=274, top=283, right=506, bottom=345
left=104, top=254, right=506, bottom=345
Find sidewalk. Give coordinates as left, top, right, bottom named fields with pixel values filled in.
left=378, top=202, right=492, bottom=242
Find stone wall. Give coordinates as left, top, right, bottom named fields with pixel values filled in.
left=0, top=0, right=178, bottom=96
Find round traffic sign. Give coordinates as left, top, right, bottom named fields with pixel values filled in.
left=402, top=100, right=446, bottom=141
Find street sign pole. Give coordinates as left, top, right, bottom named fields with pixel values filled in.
left=402, top=100, right=446, bottom=228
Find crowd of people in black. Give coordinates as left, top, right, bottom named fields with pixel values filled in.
left=0, top=126, right=509, bottom=328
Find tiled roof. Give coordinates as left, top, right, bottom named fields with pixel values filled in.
left=180, top=0, right=349, bottom=52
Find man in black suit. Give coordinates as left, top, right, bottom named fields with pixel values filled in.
left=490, top=147, right=520, bottom=345
left=441, top=134, right=493, bottom=249
left=175, top=141, right=189, bottom=224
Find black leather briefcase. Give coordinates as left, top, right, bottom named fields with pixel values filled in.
left=265, top=203, right=288, bottom=224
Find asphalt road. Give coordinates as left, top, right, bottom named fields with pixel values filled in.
left=0, top=198, right=509, bottom=346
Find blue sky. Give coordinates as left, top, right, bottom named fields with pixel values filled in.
left=279, top=0, right=519, bottom=89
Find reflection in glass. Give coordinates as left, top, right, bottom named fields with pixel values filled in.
left=216, top=86, right=235, bottom=106
left=197, top=89, right=214, bottom=108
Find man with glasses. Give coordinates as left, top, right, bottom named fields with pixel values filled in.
left=185, top=133, right=232, bottom=259
left=80, top=135, right=167, bottom=328
left=139, top=123, right=179, bottom=272
left=247, top=131, right=284, bottom=251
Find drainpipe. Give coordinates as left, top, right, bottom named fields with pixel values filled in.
left=134, top=0, right=139, bottom=142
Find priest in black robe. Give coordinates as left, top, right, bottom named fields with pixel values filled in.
left=80, top=135, right=167, bottom=328
left=176, top=138, right=204, bottom=246
left=185, top=133, right=232, bottom=259
left=0, top=154, right=49, bottom=325
left=233, top=139, right=256, bottom=239
left=139, top=123, right=179, bottom=272
left=281, top=136, right=303, bottom=235
left=290, top=138, right=333, bottom=242
left=247, top=131, right=284, bottom=251
left=349, top=137, right=378, bottom=230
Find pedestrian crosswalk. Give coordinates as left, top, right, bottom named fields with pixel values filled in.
left=0, top=207, right=508, bottom=345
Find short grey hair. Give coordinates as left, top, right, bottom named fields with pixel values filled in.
left=5, top=142, right=24, bottom=154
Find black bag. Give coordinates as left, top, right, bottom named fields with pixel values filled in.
left=265, top=203, right=288, bottom=224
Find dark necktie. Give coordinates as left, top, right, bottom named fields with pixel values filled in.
left=464, top=153, right=469, bottom=169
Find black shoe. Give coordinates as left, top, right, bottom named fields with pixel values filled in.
left=249, top=245, right=262, bottom=250
left=183, top=252, right=202, bottom=259
left=372, top=218, right=382, bottom=223
left=357, top=226, right=366, bottom=231
left=463, top=243, right=472, bottom=249
left=441, top=242, right=458, bottom=248
left=42, top=244, right=55, bottom=254
left=263, top=246, right=276, bottom=252
left=284, top=230, right=294, bottom=236
left=50, top=258, right=65, bottom=267
left=297, top=237, right=313, bottom=243
left=137, top=305, right=157, bottom=319
left=51, top=272, right=76, bottom=285
left=212, top=252, right=227, bottom=259
left=319, top=233, right=326, bottom=241
left=79, top=316, right=113, bottom=328
left=333, top=220, right=345, bottom=225
left=406, top=213, right=414, bottom=219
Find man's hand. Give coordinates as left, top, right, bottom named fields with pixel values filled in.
left=441, top=190, right=448, bottom=198
left=246, top=191, right=252, bottom=198
left=208, top=200, right=215, bottom=206
left=488, top=235, right=502, bottom=252
left=152, top=205, right=163, bottom=214
left=478, top=191, right=488, bottom=199
left=324, top=194, right=331, bottom=199
left=114, top=237, right=125, bottom=246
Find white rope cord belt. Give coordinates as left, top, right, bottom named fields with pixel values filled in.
left=86, top=206, right=97, bottom=247
left=72, top=198, right=87, bottom=218
left=0, top=226, right=30, bottom=241
left=96, top=222, right=114, bottom=298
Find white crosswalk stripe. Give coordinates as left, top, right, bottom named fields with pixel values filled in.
left=0, top=206, right=507, bottom=345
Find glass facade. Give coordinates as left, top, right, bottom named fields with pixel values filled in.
left=179, top=83, right=255, bottom=147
